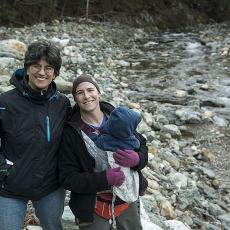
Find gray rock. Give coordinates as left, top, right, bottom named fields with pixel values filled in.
left=212, top=115, right=228, bottom=127
left=161, top=124, right=181, bottom=138
left=218, top=213, right=230, bottom=229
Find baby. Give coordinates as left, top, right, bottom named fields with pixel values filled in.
left=86, top=106, right=145, bottom=203
left=94, top=106, right=141, bottom=152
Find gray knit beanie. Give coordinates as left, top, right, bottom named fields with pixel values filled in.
left=72, top=74, right=100, bottom=100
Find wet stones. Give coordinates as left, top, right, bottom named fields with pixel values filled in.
left=0, top=20, right=229, bottom=230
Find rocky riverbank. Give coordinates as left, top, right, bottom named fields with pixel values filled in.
left=0, top=19, right=229, bottom=229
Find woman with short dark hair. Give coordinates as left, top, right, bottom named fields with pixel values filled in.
left=0, top=41, right=71, bottom=230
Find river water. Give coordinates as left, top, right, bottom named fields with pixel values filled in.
left=118, top=23, right=230, bottom=187
left=119, top=23, right=230, bottom=117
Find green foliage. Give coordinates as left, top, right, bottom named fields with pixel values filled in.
left=0, top=0, right=16, bottom=24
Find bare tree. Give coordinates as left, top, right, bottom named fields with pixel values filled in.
left=86, top=0, right=90, bottom=20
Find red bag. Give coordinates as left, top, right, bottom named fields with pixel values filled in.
left=95, top=193, right=129, bottom=219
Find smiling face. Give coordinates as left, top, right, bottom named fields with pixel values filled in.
left=27, top=58, right=55, bottom=91
left=74, top=81, right=101, bottom=113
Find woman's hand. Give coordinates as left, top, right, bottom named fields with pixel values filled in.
left=113, top=149, right=140, bottom=167
left=106, top=167, right=125, bottom=187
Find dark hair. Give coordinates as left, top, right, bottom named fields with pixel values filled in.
left=24, top=41, right=62, bottom=76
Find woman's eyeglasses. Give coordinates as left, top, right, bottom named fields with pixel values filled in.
left=30, top=64, right=54, bottom=74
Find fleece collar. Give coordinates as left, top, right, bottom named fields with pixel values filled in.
left=10, top=68, right=58, bottom=104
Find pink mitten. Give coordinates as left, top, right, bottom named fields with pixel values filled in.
left=114, top=149, right=140, bottom=167
left=106, top=167, right=125, bottom=186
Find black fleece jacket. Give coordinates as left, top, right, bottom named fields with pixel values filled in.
left=0, top=68, right=71, bottom=200
left=59, top=101, right=148, bottom=222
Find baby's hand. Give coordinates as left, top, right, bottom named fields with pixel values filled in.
left=113, top=149, right=140, bottom=167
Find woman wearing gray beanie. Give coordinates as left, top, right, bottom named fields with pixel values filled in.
left=59, top=74, right=148, bottom=230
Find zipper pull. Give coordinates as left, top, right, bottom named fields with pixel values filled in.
left=46, top=116, right=51, bottom=142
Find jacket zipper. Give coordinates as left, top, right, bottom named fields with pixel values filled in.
left=46, top=115, right=51, bottom=142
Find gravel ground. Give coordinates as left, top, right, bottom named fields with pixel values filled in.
left=189, top=123, right=230, bottom=190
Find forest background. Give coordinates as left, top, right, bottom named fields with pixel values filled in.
left=1, top=0, right=230, bottom=29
